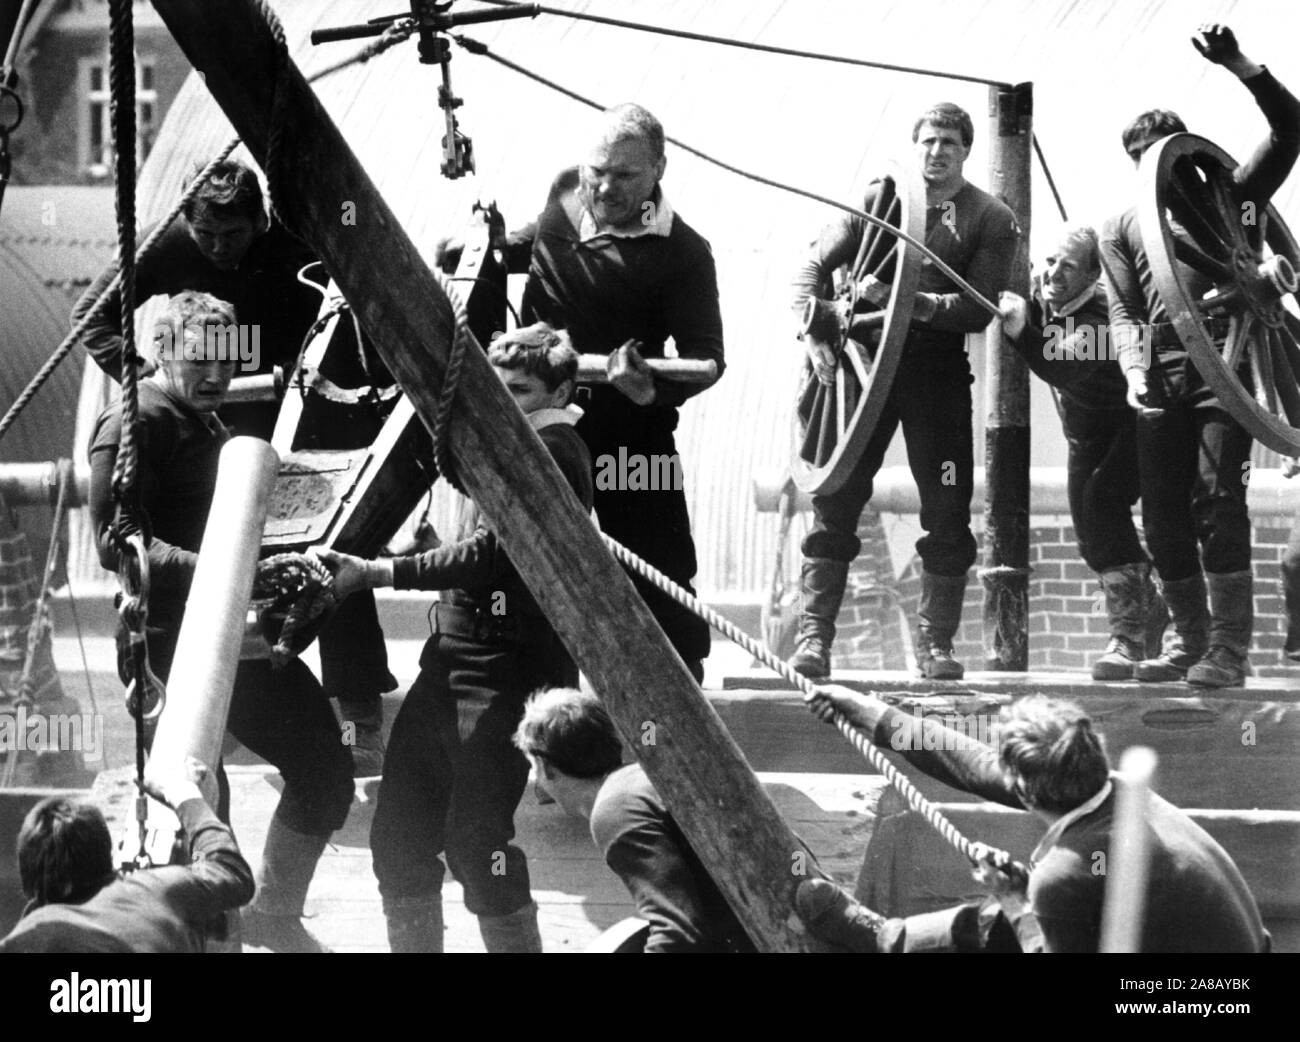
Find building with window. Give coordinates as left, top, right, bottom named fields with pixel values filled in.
left=3, top=0, right=188, bottom=185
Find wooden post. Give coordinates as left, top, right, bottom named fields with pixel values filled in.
left=150, top=0, right=823, bottom=951
left=983, top=82, right=1033, bottom=670
left=145, top=438, right=279, bottom=809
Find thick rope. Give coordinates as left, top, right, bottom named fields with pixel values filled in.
left=0, top=23, right=413, bottom=445
left=14, top=464, right=71, bottom=707
left=474, top=0, right=1010, bottom=88
left=455, top=35, right=1002, bottom=318
left=601, top=532, right=1030, bottom=883
left=108, top=0, right=139, bottom=503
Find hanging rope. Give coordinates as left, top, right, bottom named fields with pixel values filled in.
left=473, top=0, right=1011, bottom=88
left=602, top=533, right=1030, bottom=884
left=0, top=21, right=415, bottom=446
left=454, top=35, right=1003, bottom=318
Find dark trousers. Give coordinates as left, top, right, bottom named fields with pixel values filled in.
left=317, top=589, right=397, bottom=704
left=1135, top=369, right=1253, bottom=580
left=1059, top=398, right=1145, bottom=572
left=370, top=610, right=576, bottom=917
left=124, top=634, right=354, bottom=837
left=803, top=350, right=977, bottom=576
left=577, top=417, right=711, bottom=674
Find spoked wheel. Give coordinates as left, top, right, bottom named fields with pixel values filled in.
left=791, top=160, right=925, bottom=495
left=1140, top=133, right=1300, bottom=454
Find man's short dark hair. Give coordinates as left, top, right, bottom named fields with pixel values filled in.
left=1121, top=110, right=1188, bottom=155
left=912, top=102, right=974, bottom=148
left=995, top=696, right=1110, bottom=813
left=18, top=796, right=115, bottom=906
left=513, top=687, right=624, bottom=779
left=488, top=322, right=579, bottom=402
left=181, top=158, right=265, bottom=225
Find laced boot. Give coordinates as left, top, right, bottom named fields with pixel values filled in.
left=795, top=878, right=892, bottom=952
left=1136, top=573, right=1209, bottom=682
left=1187, top=570, right=1253, bottom=688
left=241, top=818, right=333, bottom=953
left=478, top=901, right=543, bottom=953
left=384, top=894, right=445, bottom=953
left=789, top=557, right=850, bottom=679
left=915, top=571, right=967, bottom=680
left=1092, top=563, right=1149, bottom=681
left=1143, top=571, right=1170, bottom=660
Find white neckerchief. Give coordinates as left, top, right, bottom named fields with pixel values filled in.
left=1046, top=278, right=1101, bottom=321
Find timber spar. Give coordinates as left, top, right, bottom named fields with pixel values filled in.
left=4, top=1, right=1297, bottom=951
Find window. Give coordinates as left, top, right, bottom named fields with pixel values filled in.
left=80, top=54, right=158, bottom=178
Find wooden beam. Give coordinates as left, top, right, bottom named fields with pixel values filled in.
left=150, top=0, right=822, bottom=951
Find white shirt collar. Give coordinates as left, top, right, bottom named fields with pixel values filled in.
left=528, top=404, right=583, bottom=430
left=1047, top=278, right=1101, bottom=320
left=1030, top=776, right=1114, bottom=868
left=578, top=191, right=675, bottom=242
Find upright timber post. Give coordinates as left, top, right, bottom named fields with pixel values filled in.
left=983, top=82, right=1033, bottom=670
left=150, top=0, right=825, bottom=952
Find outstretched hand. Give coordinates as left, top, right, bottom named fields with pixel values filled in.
left=1191, top=23, right=1241, bottom=65
left=143, top=755, right=209, bottom=810
left=308, top=547, right=375, bottom=600
left=803, top=683, right=884, bottom=730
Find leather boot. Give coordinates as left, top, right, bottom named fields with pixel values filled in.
left=789, top=557, right=850, bottom=679
left=478, top=901, right=543, bottom=953
left=1143, top=571, right=1170, bottom=660
left=384, top=894, right=445, bottom=953
left=795, top=878, right=891, bottom=952
left=1136, top=573, right=1209, bottom=682
left=242, top=818, right=333, bottom=953
left=1187, top=570, right=1253, bottom=688
left=915, top=571, right=967, bottom=680
left=1092, top=563, right=1149, bottom=681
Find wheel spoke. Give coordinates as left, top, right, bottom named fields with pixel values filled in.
left=835, top=365, right=848, bottom=439
left=1251, top=207, right=1271, bottom=253
left=1277, top=316, right=1300, bottom=382
left=815, top=380, right=839, bottom=465
left=844, top=339, right=872, bottom=385
left=1222, top=313, right=1254, bottom=371
left=1251, top=322, right=1279, bottom=416
left=1167, top=159, right=1234, bottom=258
left=1207, top=168, right=1249, bottom=250
left=799, top=381, right=825, bottom=461
left=1172, top=236, right=1232, bottom=279
left=1268, top=328, right=1300, bottom=427
left=859, top=193, right=901, bottom=278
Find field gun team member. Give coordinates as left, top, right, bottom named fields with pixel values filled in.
left=513, top=686, right=754, bottom=953
left=87, top=292, right=354, bottom=953
left=1000, top=227, right=1166, bottom=679
left=74, top=157, right=394, bottom=773
left=443, top=103, right=724, bottom=684
left=800, top=687, right=1270, bottom=953
left=791, top=103, right=1020, bottom=681
left=316, top=325, right=594, bottom=953
left=0, top=757, right=253, bottom=953
left=1100, top=24, right=1300, bottom=688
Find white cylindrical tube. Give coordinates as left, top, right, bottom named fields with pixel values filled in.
left=145, top=437, right=280, bottom=808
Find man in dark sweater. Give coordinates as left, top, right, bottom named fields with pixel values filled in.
left=496, top=103, right=725, bottom=684
left=88, top=291, right=354, bottom=953
left=1099, top=24, right=1300, bottom=688
left=799, top=687, right=1270, bottom=953
left=1000, top=227, right=1164, bottom=679
left=0, top=756, right=253, bottom=953
left=790, top=102, right=1020, bottom=681
left=75, top=157, right=395, bottom=772
left=513, top=686, right=753, bottom=953
left=317, top=324, right=594, bottom=953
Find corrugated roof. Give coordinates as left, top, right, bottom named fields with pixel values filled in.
left=115, top=0, right=1300, bottom=595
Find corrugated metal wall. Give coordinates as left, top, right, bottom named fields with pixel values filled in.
left=99, top=0, right=1300, bottom=595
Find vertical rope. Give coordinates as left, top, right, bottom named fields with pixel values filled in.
left=108, top=0, right=139, bottom=504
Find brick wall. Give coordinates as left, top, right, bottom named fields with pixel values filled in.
left=834, top=513, right=1297, bottom=674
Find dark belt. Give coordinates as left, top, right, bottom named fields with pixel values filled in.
left=434, top=594, right=546, bottom=644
